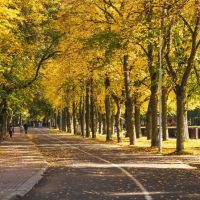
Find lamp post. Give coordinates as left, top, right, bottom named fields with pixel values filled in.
left=159, top=6, right=165, bottom=154
left=159, top=29, right=163, bottom=153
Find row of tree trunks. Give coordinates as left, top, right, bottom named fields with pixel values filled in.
left=50, top=56, right=184, bottom=147
left=50, top=55, right=148, bottom=144
left=54, top=107, right=72, bottom=133
left=56, top=89, right=180, bottom=147
left=145, top=85, right=171, bottom=142
left=51, top=87, right=177, bottom=147
left=78, top=76, right=99, bottom=138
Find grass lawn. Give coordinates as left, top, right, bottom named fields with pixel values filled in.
left=52, top=128, right=200, bottom=155
left=93, top=134, right=200, bottom=155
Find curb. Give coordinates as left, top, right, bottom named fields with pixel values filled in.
left=2, top=164, right=48, bottom=200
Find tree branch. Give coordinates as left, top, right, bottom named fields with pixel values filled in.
left=194, top=64, right=200, bottom=86
left=18, top=50, right=60, bottom=89
left=102, top=0, right=123, bottom=17
left=94, top=3, right=117, bottom=24
left=181, top=14, right=199, bottom=88
left=164, top=23, right=177, bottom=84
left=196, top=40, right=200, bottom=50
left=179, top=14, right=194, bottom=34
left=136, top=43, right=148, bottom=57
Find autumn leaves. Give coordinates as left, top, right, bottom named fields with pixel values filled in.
left=0, top=1, right=199, bottom=153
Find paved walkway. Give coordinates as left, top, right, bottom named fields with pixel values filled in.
left=0, top=129, right=47, bottom=200
left=19, top=129, right=200, bottom=200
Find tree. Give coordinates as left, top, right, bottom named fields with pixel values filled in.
left=163, top=0, right=199, bottom=152
left=0, top=0, right=62, bottom=139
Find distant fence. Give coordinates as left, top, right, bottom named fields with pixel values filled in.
left=141, top=127, right=200, bottom=139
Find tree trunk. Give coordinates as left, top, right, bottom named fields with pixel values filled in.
left=94, top=111, right=98, bottom=135
left=62, top=108, right=67, bottom=131
left=124, top=106, right=129, bottom=137
left=115, top=102, right=122, bottom=143
left=90, top=77, right=96, bottom=138
left=126, top=99, right=135, bottom=145
left=184, top=111, right=189, bottom=140
left=98, top=112, right=102, bottom=134
left=176, top=86, right=185, bottom=153
left=7, top=110, right=12, bottom=128
left=162, top=87, right=168, bottom=141
left=55, top=112, right=59, bottom=129
left=0, top=99, right=8, bottom=139
left=2, top=111, right=8, bottom=139
left=105, top=95, right=111, bottom=141
left=66, top=107, right=72, bottom=133
left=150, top=92, right=158, bottom=147
left=80, top=96, right=85, bottom=137
left=19, top=114, right=22, bottom=126
left=102, top=114, right=106, bottom=135
left=0, top=99, right=7, bottom=140
left=105, top=74, right=111, bottom=141
left=0, top=114, right=3, bottom=140
left=123, top=55, right=135, bottom=145
left=73, top=102, right=77, bottom=135
left=120, top=118, right=123, bottom=132
left=112, top=94, right=122, bottom=143
left=135, top=97, right=142, bottom=138
left=85, top=78, right=90, bottom=138
left=59, top=112, right=62, bottom=130
left=146, top=103, right=152, bottom=140
left=111, top=113, right=114, bottom=136
left=144, top=0, right=158, bottom=146
left=57, top=111, right=61, bottom=130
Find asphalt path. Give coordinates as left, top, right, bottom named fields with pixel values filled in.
left=19, top=128, right=200, bottom=200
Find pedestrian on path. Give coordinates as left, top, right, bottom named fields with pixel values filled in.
left=23, top=123, right=28, bottom=134
left=8, top=124, right=14, bottom=138
left=20, top=125, right=24, bottom=133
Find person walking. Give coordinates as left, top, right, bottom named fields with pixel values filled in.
left=8, top=124, right=14, bottom=138
left=20, top=125, right=23, bottom=133
left=23, top=123, right=28, bottom=134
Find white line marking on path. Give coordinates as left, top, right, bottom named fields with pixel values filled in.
left=42, top=132, right=153, bottom=200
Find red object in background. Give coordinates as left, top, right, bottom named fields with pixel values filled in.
left=168, top=119, right=176, bottom=126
